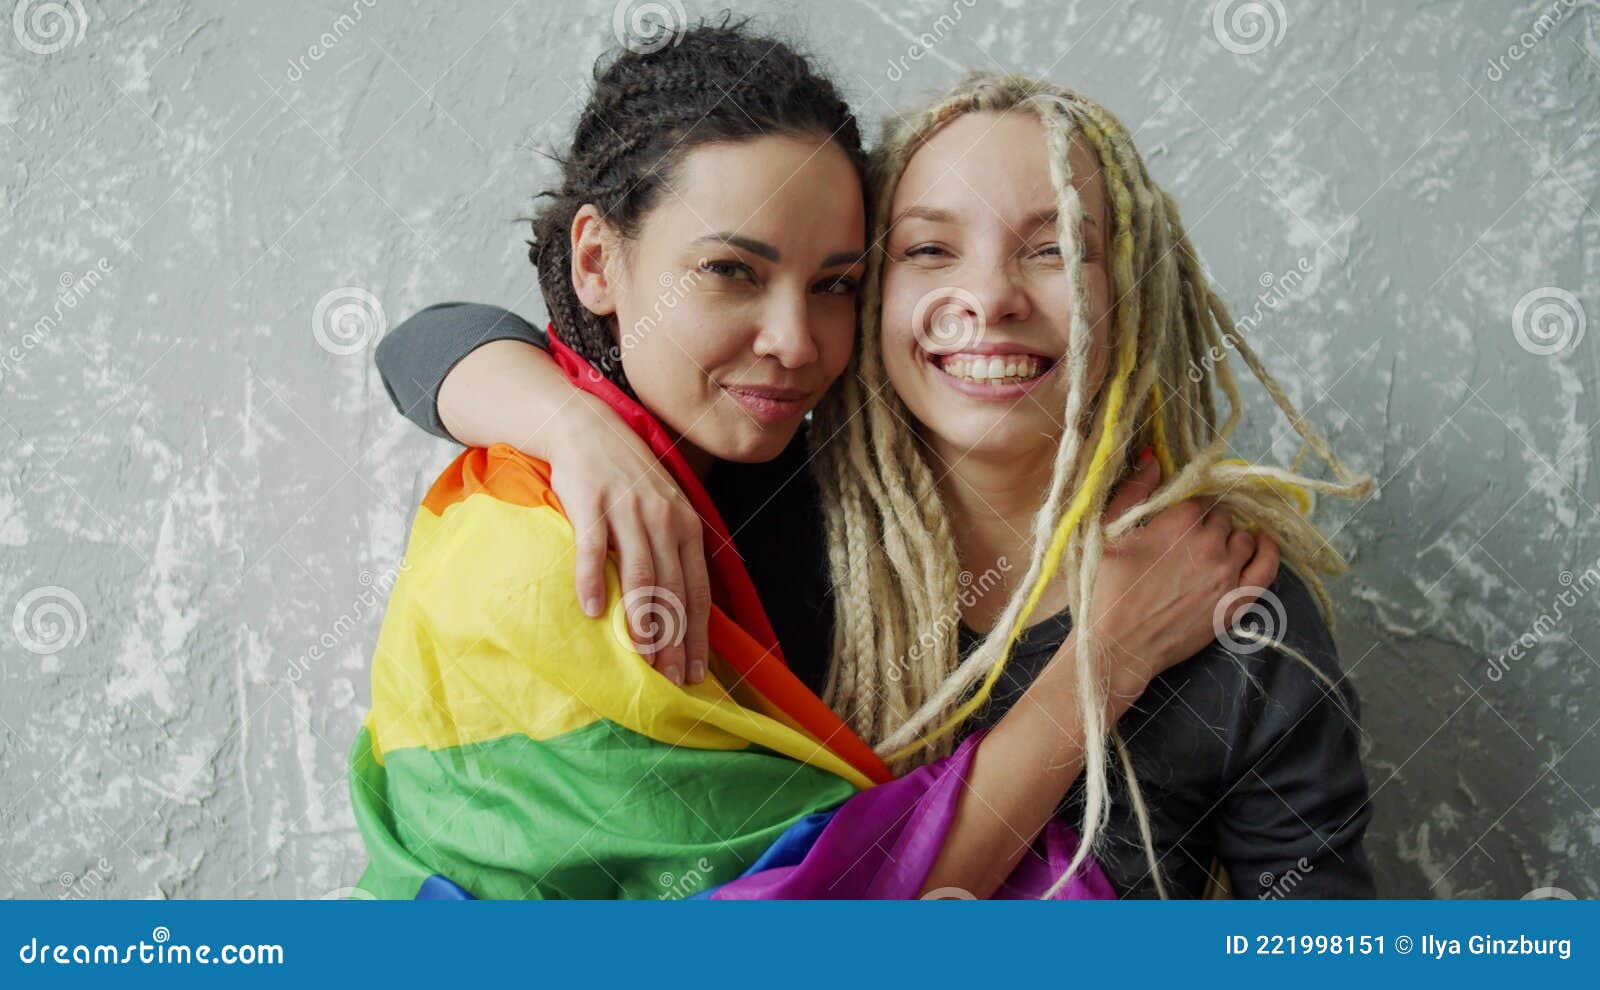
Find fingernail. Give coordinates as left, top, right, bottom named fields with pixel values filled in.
left=665, top=665, right=683, bottom=686
left=581, top=594, right=602, bottom=617
left=1138, top=446, right=1156, bottom=465
left=689, top=659, right=706, bottom=683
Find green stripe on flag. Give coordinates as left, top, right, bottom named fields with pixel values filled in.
left=350, top=719, right=857, bottom=899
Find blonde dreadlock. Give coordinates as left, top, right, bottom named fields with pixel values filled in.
left=809, top=71, right=1373, bottom=898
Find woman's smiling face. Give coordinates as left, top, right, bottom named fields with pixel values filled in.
left=880, top=110, right=1115, bottom=466
left=578, top=133, right=866, bottom=468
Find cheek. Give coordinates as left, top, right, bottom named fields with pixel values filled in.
left=620, top=307, right=720, bottom=394
left=1088, top=271, right=1116, bottom=375
left=815, top=304, right=858, bottom=378
left=878, top=272, right=923, bottom=360
left=1066, top=267, right=1114, bottom=379
left=1086, top=268, right=1112, bottom=328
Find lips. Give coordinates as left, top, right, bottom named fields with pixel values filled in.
left=925, top=345, right=1060, bottom=396
left=937, top=353, right=1048, bottom=383
left=721, top=383, right=813, bottom=425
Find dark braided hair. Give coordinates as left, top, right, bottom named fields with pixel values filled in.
left=529, top=16, right=867, bottom=392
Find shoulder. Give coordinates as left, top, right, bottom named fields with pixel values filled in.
left=1235, top=566, right=1358, bottom=720
left=1200, top=565, right=1365, bottom=782
left=388, top=301, right=545, bottom=339
left=420, top=443, right=561, bottom=518
left=1143, top=565, right=1362, bottom=770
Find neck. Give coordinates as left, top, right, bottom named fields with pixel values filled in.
left=677, top=441, right=715, bottom=480
left=924, top=434, right=1072, bottom=634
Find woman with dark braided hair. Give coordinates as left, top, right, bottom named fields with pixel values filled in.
left=366, top=23, right=1376, bottom=897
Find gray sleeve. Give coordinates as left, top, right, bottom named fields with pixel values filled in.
left=374, top=302, right=549, bottom=442
left=1214, top=568, right=1379, bottom=899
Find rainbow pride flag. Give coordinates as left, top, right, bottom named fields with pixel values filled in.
left=348, top=328, right=1113, bottom=900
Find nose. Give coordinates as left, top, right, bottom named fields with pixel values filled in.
left=750, top=288, right=821, bottom=369
left=952, top=251, right=1032, bottom=329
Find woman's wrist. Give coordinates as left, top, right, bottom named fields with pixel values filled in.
left=541, top=389, right=623, bottom=462
left=1039, top=630, right=1148, bottom=726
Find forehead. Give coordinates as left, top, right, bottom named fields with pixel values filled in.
left=665, top=135, right=864, bottom=237
left=890, top=109, right=1108, bottom=230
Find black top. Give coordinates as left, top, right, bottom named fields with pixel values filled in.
left=374, top=302, right=1377, bottom=899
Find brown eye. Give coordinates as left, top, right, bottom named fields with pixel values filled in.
left=699, top=259, right=754, bottom=282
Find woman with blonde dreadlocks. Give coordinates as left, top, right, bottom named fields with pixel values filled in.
left=376, top=70, right=1376, bottom=899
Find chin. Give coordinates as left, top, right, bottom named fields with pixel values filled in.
left=705, top=424, right=797, bottom=465
left=928, top=416, right=1059, bottom=463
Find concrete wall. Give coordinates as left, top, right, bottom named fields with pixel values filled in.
left=2, top=0, right=1596, bottom=898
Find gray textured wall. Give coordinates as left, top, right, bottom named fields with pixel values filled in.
left=2, top=0, right=1596, bottom=899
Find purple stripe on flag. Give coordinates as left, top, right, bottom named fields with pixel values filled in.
left=707, top=729, right=1116, bottom=900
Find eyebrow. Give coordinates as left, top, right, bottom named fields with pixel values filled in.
left=821, top=249, right=868, bottom=268
left=889, top=205, right=956, bottom=228
left=1021, top=208, right=1101, bottom=232
left=691, top=232, right=866, bottom=269
left=693, top=232, right=779, bottom=261
left=891, top=204, right=1100, bottom=234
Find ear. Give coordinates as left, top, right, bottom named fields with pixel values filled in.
left=570, top=204, right=620, bottom=317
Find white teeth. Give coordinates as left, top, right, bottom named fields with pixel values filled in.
left=939, top=353, right=1046, bottom=383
